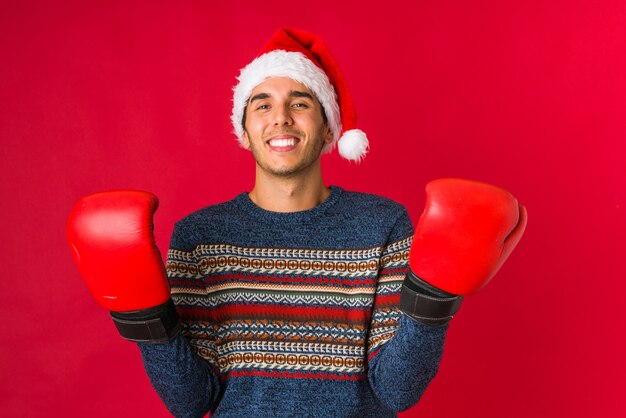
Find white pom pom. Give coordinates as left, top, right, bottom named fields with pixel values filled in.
left=337, top=129, right=369, bottom=162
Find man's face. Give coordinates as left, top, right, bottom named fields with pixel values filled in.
left=242, top=77, right=333, bottom=178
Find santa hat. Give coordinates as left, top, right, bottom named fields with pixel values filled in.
left=231, top=28, right=369, bottom=162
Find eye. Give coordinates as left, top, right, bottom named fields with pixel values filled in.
left=256, top=103, right=270, bottom=110
left=292, top=102, right=309, bottom=109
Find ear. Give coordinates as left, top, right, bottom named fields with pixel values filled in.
left=323, top=126, right=333, bottom=145
left=242, top=131, right=251, bottom=150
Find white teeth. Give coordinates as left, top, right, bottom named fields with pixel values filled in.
left=269, top=138, right=297, bottom=147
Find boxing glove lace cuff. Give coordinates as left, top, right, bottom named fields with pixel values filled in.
left=110, top=299, right=181, bottom=343
left=399, top=270, right=463, bottom=326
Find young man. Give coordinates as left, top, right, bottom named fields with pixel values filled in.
left=67, top=28, right=526, bottom=417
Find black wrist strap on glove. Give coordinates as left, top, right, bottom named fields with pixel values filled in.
left=399, top=270, right=463, bottom=326
left=110, top=299, right=181, bottom=343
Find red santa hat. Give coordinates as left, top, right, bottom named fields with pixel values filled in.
left=231, top=28, right=369, bottom=162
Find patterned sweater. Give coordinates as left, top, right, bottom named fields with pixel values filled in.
left=138, top=186, right=448, bottom=417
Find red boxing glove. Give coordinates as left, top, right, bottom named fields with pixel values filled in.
left=400, top=178, right=527, bottom=325
left=67, top=190, right=180, bottom=342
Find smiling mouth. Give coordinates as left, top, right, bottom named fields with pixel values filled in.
left=267, top=135, right=300, bottom=151
left=268, top=137, right=298, bottom=147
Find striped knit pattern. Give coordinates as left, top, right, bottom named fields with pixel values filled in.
left=137, top=188, right=449, bottom=416
left=167, top=236, right=411, bottom=381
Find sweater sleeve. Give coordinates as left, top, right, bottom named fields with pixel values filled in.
left=135, top=221, right=222, bottom=418
left=137, top=335, right=221, bottom=418
left=366, top=209, right=448, bottom=412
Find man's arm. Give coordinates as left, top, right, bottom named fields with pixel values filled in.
left=365, top=230, right=448, bottom=412
left=369, top=317, right=448, bottom=411
left=67, top=191, right=222, bottom=417
left=367, top=178, right=526, bottom=411
left=136, top=218, right=226, bottom=417
left=137, top=336, right=220, bottom=418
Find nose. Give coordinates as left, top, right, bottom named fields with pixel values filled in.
left=273, top=104, right=293, bottom=127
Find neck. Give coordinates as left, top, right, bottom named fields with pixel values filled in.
left=248, top=163, right=330, bottom=213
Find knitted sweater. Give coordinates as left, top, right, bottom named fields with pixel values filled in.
left=138, top=186, right=448, bottom=417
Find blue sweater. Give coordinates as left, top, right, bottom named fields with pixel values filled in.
left=138, top=186, right=447, bottom=417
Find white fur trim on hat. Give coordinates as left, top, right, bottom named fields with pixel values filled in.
left=338, top=129, right=369, bottom=162
left=231, top=50, right=342, bottom=153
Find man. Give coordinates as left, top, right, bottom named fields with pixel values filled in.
left=67, top=28, right=526, bottom=417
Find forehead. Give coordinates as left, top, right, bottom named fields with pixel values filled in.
left=249, top=76, right=316, bottom=99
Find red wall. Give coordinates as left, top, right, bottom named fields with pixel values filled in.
left=2, top=1, right=624, bottom=416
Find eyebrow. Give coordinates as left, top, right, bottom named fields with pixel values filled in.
left=249, top=90, right=315, bottom=103
left=249, top=93, right=271, bottom=103
left=290, top=90, right=314, bottom=100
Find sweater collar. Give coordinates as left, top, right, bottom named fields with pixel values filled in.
left=234, top=186, right=343, bottom=224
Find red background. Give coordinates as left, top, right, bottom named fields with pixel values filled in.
left=1, top=1, right=625, bottom=417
